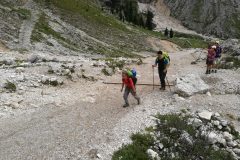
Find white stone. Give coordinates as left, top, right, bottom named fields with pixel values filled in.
left=158, top=143, right=164, bottom=150
left=15, top=67, right=25, bottom=73
left=223, top=132, right=233, bottom=142
left=63, top=69, right=71, bottom=75
left=207, top=132, right=225, bottom=145
left=41, top=76, right=49, bottom=84
left=233, top=148, right=240, bottom=156
left=191, top=118, right=203, bottom=128
left=212, top=120, right=220, bottom=126
left=206, top=91, right=211, bottom=96
left=198, top=110, right=213, bottom=120
left=175, top=74, right=210, bottom=97
left=221, top=120, right=228, bottom=127
left=227, top=141, right=238, bottom=147
left=147, top=149, right=160, bottom=160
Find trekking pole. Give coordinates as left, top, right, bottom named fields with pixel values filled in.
left=152, top=67, right=155, bottom=90
left=166, top=76, right=172, bottom=92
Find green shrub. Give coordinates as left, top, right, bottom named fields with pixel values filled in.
left=113, top=113, right=235, bottom=160
left=4, top=81, right=17, bottom=92
left=112, top=133, right=154, bottom=160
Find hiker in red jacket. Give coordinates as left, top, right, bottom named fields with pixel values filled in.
left=121, top=71, right=140, bottom=107
left=206, top=45, right=216, bottom=74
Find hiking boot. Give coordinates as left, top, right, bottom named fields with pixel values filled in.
left=123, top=103, right=129, bottom=108
left=206, top=70, right=210, bottom=74
left=211, top=70, right=214, bottom=73
left=160, top=87, right=166, bottom=91
left=137, top=98, right=141, bottom=105
left=215, top=70, right=217, bottom=73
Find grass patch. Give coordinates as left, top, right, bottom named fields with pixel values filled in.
left=112, top=133, right=154, bottom=160
left=4, top=81, right=17, bottom=92
left=165, top=37, right=208, bottom=48
left=12, top=8, right=31, bottom=20
left=31, top=13, right=79, bottom=51
left=35, top=0, right=128, bottom=32
left=137, top=27, right=208, bottom=48
left=218, top=56, right=240, bottom=69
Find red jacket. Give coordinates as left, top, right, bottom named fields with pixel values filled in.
left=208, top=49, right=216, bottom=61
left=122, top=77, right=135, bottom=90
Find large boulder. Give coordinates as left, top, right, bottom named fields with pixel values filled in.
left=175, top=74, right=210, bottom=97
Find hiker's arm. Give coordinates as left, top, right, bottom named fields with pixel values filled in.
left=121, top=80, right=124, bottom=92
left=152, top=58, right=157, bottom=67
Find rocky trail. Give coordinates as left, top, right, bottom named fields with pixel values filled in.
left=18, top=0, right=39, bottom=49
left=0, top=39, right=239, bottom=159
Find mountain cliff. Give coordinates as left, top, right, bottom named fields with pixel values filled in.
left=163, top=0, right=240, bottom=38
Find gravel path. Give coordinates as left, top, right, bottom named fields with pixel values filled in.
left=0, top=46, right=239, bottom=160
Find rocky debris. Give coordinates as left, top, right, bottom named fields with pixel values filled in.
left=28, top=55, right=39, bottom=63
left=179, top=131, right=193, bottom=146
left=175, top=74, right=210, bottom=97
left=41, top=76, right=63, bottom=86
left=153, top=111, right=240, bottom=159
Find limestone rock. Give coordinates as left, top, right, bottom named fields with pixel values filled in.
left=175, top=74, right=210, bottom=97
left=198, top=110, right=213, bottom=121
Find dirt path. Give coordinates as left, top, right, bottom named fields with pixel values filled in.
left=0, top=44, right=239, bottom=160
left=18, top=0, right=39, bottom=49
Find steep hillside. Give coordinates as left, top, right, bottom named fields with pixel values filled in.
left=0, top=0, right=156, bottom=57
left=163, top=0, right=240, bottom=39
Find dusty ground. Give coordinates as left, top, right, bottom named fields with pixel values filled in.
left=0, top=44, right=239, bottom=159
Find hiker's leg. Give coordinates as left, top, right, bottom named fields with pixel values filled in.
left=130, top=89, right=140, bottom=104
left=123, top=87, right=130, bottom=105
left=159, top=71, right=165, bottom=89
left=162, top=72, right=167, bottom=89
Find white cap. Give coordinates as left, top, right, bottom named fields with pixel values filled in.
left=212, top=45, right=217, bottom=49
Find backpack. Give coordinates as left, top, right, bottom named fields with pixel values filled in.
left=127, top=69, right=137, bottom=86
left=163, top=51, right=170, bottom=62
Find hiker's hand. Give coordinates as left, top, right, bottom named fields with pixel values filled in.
left=121, top=89, right=123, bottom=92
left=163, top=69, right=167, bottom=73
left=152, top=65, right=156, bottom=68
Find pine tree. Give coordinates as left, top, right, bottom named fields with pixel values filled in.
left=146, top=10, right=154, bottom=30
left=170, top=28, right=174, bottom=38
left=164, top=27, right=169, bottom=37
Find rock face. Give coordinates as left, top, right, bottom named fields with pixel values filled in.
left=175, top=74, right=210, bottom=97
left=163, top=0, right=240, bottom=38
left=222, top=39, right=240, bottom=56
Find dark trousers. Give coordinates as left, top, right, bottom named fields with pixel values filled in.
left=123, top=87, right=140, bottom=105
left=158, top=70, right=167, bottom=88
